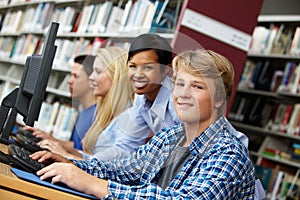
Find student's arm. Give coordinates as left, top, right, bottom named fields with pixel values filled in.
left=107, top=144, right=254, bottom=199
left=76, top=134, right=254, bottom=199
left=91, top=105, right=151, bottom=161
left=37, top=162, right=110, bottom=199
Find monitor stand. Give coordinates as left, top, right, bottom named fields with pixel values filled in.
left=0, top=88, right=19, bottom=145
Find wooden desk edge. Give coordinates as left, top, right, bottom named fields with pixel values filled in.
left=0, top=174, right=89, bottom=199
left=0, top=143, right=90, bottom=199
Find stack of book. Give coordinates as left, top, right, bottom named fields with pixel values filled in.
left=292, top=143, right=300, bottom=160
left=256, top=165, right=300, bottom=200
left=249, top=24, right=299, bottom=56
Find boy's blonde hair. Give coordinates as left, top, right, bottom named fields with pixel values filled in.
left=81, top=47, right=134, bottom=153
left=172, top=49, right=234, bottom=113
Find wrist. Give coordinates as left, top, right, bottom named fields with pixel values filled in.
left=102, top=193, right=113, bottom=199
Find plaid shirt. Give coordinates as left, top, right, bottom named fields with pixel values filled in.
left=73, top=116, right=255, bottom=199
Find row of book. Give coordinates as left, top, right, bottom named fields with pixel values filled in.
left=0, top=0, right=25, bottom=7
left=249, top=24, right=300, bottom=56
left=229, top=96, right=300, bottom=136
left=238, top=59, right=300, bottom=94
left=255, top=164, right=300, bottom=199
left=0, top=0, right=175, bottom=35
left=34, top=101, right=78, bottom=141
left=0, top=65, right=71, bottom=99
left=0, top=2, right=54, bottom=33
left=0, top=34, right=130, bottom=70
left=255, top=136, right=300, bottom=199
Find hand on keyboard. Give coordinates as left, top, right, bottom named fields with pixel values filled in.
left=15, top=134, right=44, bottom=153
left=30, top=150, right=72, bottom=164
left=8, top=144, right=48, bottom=173
left=17, top=129, right=41, bottom=143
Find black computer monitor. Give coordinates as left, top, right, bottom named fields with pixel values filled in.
left=0, top=22, right=59, bottom=144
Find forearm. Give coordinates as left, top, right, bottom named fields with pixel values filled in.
left=84, top=174, right=109, bottom=199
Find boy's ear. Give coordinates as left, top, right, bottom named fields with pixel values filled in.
left=214, top=98, right=224, bottom=109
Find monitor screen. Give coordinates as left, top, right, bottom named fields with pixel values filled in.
left=0, top=22, right=59, bottom=144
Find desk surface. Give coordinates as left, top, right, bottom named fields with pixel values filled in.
left=0, top=143, right=89, bottom=200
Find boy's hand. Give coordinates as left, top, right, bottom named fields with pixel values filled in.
left=30, top=151, right=71, bottom=163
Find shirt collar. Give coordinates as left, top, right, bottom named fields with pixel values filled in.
left=189, top=116, right=227, bottom=155
left=141, top=76, right=173, bottom=119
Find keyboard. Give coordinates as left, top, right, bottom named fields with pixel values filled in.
left=8, top=144, right=47, bottom=173
left=17, top=129, right=41, bottom=143
left=15, top=134, right=44, bottom=153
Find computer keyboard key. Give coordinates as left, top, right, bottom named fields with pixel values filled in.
left=8, top=144, right=46, bottom=173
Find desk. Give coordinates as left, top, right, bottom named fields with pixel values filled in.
left=0, top=143, right=89, bottom=200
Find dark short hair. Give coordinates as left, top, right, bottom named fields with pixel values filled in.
left=128, top=34, right=173, bottom=66
left=74, top=55, right=96, bottom=76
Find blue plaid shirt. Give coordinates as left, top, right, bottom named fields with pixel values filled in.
left=73, top=116, right=255, bottom=199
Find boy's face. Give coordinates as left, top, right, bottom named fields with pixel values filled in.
left=68, top=63, right=91, bottom=99
left=173, top=69, right=219, bottom=127
left=128, top=49, right=169, bottom=101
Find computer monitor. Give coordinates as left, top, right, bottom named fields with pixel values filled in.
left=0, top=22, right=59, bottom=144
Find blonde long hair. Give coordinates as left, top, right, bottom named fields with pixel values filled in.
left=81, top=47, right=134, bottom=153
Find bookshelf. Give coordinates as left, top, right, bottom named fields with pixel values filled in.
left=229, top=0, right=300, bottom=197
left=0, top=0, right=183, bottom=136
left=0, top=0, right=181, bottom=96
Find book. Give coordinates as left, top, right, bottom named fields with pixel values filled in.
left=60, top=6, right=74, bottom=32
left=277, top=62, right=297, bottom=93
left=119, top=0, right=133, bottom=32
left=254, top=60, right=274, bottom=91
left=270, top=24, right=293, bottom=54
left=270, top=171, right=285, bottom=200
left=244, top=97, right=266, bottom=126
left=289, top=27, right=300, bottom=56
left=287, top=63, right=300, bottom=94
left=39, top=2, right=54, bottom=30
left=263, top=24, right=279, bottom=54
left=86, top=4, right=100, bottom=33
left=123, top=0, right=141, bottom=32
left=286, top=105, right=300, bottom=136
left=77, top=4, right=94, bottom=33
left=270, top=70, right=284, bottom=92
left=248, top=61, right=264, bottom=89
left=93, top=1, right=113, bottom=33
left=228, top=94, right=242, bottom=120
left=234, top=97, right=247, bottom=121
left=237, top=60, right=256, bottom=90
left=261, top=102, right=275, bottom=128
left=89, top=37, right=105, bottom=55
left=20, top=6, right=36, bottom=32
left=35, top=102, right=53, bottom=132
left=279, top=104, right=293, bottom=133
left=249, top=26, right=269, bottom=54
left=254, top=165, right=273, bottom=192
left=271, top=104, right=288, bottom=132
left=71, top=10, right=82, bottom=32
left=106, top=5, right=124, bottom=33
left=31, top=3, right=45, bottom=31
left=57, top=74, right=70, bottom=92
left=47, top=102, right=60, bottom=133
left=141, top=0, right=156, bottom=29
left=131, top=0, right=150, bottom=31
